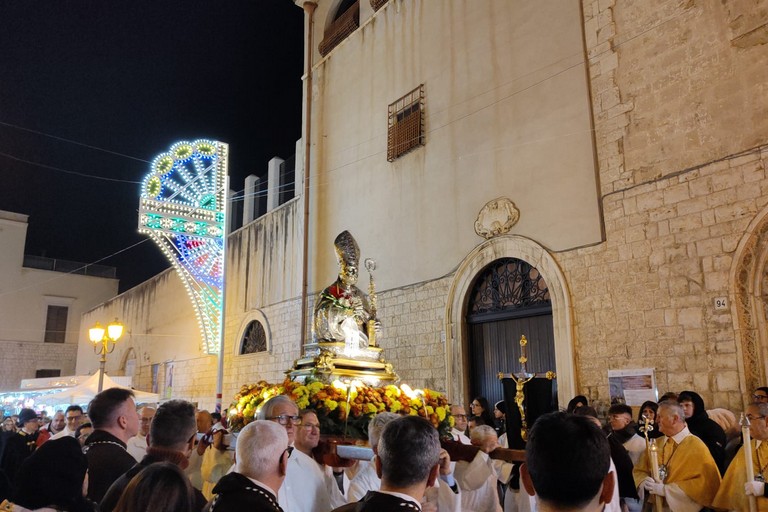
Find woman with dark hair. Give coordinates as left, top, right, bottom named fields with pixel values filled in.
left=566, top=395, right=588, bottom=413
left=5, top=436, right=96, bottom=512
left=469, top=396, right=494, bottom=429
left=637, top=400, right=663, bottom=439
left=113, top=462, right=194, bottom=512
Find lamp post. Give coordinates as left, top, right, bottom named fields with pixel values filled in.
left=89, top=319, right=124, bottom=392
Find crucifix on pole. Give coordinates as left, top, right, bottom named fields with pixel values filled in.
left=498, top=334, right=556, bottom=442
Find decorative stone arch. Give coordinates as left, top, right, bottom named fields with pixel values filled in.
left=445, top=235, right=575, bottom=406
left=731, top=204, right=768, bottom=401
left=234, top=310, right=272, bottom=357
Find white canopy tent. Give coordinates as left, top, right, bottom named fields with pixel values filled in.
left=36, top=371, right=159, bottom=406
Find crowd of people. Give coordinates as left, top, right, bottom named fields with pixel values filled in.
left=0, top=386, right=763, bottom=511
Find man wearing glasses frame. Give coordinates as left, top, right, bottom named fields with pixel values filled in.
left=713, top=401, right=768, bottom=510
left=208, top=420, right=290, bottom=511
left=49, top=405, right=85, bottom=440
left=259, top=396, right=346, bottom=512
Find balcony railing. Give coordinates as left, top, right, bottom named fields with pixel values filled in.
left=23, top=255, right=117, bottom=278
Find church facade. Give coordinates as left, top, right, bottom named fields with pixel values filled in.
left=77, top=0, right=768, bottom=413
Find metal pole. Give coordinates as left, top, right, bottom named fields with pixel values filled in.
left=97, top=345, right=106, bottom=393
left=215, top=173, right=230, bottom=413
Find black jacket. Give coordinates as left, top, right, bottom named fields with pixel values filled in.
left=101, top=454, right=207, bottom=512
left=205, top=472, right=283, bottom=512
left=83, top=430, right=137, bottom=503
left=0, top=431, right=38, bottom=485
left=331, top=491, right=422, bottom=512
left=679, top=390, right=726, bottom=474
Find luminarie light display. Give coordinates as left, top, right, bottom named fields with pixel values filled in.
left=138, top=139, right=228, bottom=354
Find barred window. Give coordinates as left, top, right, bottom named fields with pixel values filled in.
left=319, top=0, right=360, bottom=57
left=240, top=320, right=267, bottom=355
left=388, top=85, right=425, bottom=162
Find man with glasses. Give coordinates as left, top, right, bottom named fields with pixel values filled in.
left=713, top=401, right=768, bottom=510
left=260, top=396, right=346, bottom=512
left=259, top=395, right=302, bottom=445
left=754, top=387, right=768, bottom=403
left=49, top=405, right=84, bottom=440
left=207, top=420, right=290, bottom=512
left=127, top=406, right=156, bottom=461
left=450, top=405, right=471, bottom=444
left=288, top=409, right=346, bottom=512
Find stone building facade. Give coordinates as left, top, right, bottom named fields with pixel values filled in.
left=78, top=0, right=768, bottom=413
left=0, top=210, right=118, bottom=392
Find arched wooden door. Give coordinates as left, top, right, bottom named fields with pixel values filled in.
left=466, top=258, right=557, bottom=409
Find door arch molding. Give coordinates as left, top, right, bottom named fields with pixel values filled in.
left=444, top=235, right=575, bottom=405
left=731, top=203, right=768, bottom=402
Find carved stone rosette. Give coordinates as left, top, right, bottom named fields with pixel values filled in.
left=474, top=197, right=520, bottom=239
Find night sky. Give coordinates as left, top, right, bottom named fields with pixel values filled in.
left=0, top=1, right=304, bottom=292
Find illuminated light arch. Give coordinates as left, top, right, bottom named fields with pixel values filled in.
left=138, top=139, right=228, bottom=354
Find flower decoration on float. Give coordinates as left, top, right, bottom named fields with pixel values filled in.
left=227, top=378, right=453, bottom=440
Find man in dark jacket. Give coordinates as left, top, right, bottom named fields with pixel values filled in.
left=206, top=420, right=289, bottom=512
left=678, top=390, right=726, bottom=474
left=83, top=388, right=139, bottom=502
left=101, top=399, right=206, bottom=512
left=0, top=408, right=39, bottom=486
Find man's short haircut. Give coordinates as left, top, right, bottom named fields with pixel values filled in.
left=757, top=387, right=768, bottom=395
left=658, top=400, right=684, bottom=420
left=65, top=405, right=83, bottom=415
left=87, top=388, right=135, bottom=429
left=211, top=412, right=221, bottom=422
left=368, top=412, right=400, bottom=449
left=608, top=404, right=632, bottom=416
left=526, top=412, right=610, bottom=508
left=257, top=395, right=297, bottom=420
left=150, top=400, right=196, bottom=448
left=470, top=424, right=497, bottom=444
left=378, top=416, right=440, bottom=488
left=236, top=420, right=288, bottom=480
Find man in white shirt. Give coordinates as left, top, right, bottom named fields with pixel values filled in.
left=259, top=395, right=319, bottom=512
left=283, top=409, right=347, bottom=512
left=126, top=406, right=155, bottom=461
left=450, top=405, right=471, bottom=444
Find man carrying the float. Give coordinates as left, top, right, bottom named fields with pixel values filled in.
left=713, top=401, right=768, bottom=511
left=313, top=230, right=377, bottom=348
left=633, top=400, right=720, bottom=511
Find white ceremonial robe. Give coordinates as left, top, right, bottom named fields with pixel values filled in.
left=347, top=456, right=461, bottom=511
left=459, top=451, right=502, bottom=512
left=126, top=434, right=148, bottom=462
left=279, top=448, right=347, bottom=512
left=623, top=434, right=647, bottom=466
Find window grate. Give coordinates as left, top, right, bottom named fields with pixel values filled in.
left=319, top=1, right=360, bottom=57
left=468, top=258, right=551, bottom=316
left=241, top=320, right=267, bottom=355
left=387, top=84, right=425, bottom=162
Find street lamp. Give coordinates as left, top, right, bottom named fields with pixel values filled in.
left=89, top=319, right=124, bottom=392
